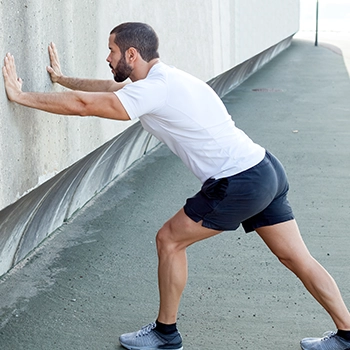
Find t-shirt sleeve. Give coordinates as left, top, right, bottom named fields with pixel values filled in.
left=114, top=79, right=166, bottom=120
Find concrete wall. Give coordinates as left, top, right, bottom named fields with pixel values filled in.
left=0, top=0, right=299, bottom=276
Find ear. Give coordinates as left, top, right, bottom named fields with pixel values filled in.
left=125, top=47, right=139, bottom=63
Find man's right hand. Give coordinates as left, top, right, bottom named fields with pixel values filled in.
left=3, top=53, right=23, bottom=103
left=46, top=42, right=63, bottom=83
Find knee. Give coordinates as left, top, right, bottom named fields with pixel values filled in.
left=156, top=222, right=183, bottom=256
left=277, top=255, right=296, bottom=271
left=156, top=222, right=172, bottom=252
left=277, top=253, right=315, bottom=277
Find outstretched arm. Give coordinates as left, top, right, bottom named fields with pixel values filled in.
left=47, top=42, right=127, bottom=92
left=3, top=53, right=130, bottom=120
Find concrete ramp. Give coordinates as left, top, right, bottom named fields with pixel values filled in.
left=0, top=39, right=349, bottom=349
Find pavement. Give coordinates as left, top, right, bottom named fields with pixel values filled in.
left=295, top=30, right=350, bottom=75
left=0, top=38, right=349, bottom=350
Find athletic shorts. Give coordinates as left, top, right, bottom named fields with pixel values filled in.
left=184, top=151, right=294, bottom=232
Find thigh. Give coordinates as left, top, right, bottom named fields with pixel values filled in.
left=255, top=219, right=311, bottom=264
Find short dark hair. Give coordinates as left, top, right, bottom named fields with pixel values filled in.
left=110, top=22, right=160, bottom=62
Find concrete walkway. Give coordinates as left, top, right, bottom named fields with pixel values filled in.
left=295, top=30, right=350, bottom=75
left=0, top=39, right=349, bottom=350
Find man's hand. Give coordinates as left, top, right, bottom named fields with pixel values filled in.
left=2, top=53, right=23, bottom=102
left=46, top=42, right=63, bottom=83
left=45, top=42, right=126, bottom=92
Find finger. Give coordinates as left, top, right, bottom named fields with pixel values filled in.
left=48, top=43, right=54, bottom=60
left=3, top=61, right=12, bottom=84
left=46, top=66, right=55, bottom=75
left=48, top=43, right=56, bottom=60
left=4, top=54, right=19, bottom=80
left=2, top=65, right=8, bottom=79
left=51, top=42, right=58, bottom=55
left=5, top=56, right=14, bottom=75
left=49, top=45, right=60, bottom=67
left=4, top=52, right=11, bottom=64
left=6, top=53, right=15, bottom=70
left=49, top=42, right=58, bottom=58
left=4, top=54, right=11, bottom=70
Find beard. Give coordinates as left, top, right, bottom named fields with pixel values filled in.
left=111, top=55, right=133, bottom=82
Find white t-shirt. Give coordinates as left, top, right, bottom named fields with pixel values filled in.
left=115, top=62, right=265, bottom=183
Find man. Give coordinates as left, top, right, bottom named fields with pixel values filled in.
left=3, top=22, right=350, bottom=350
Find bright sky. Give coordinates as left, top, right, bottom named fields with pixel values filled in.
left=300, top=0, right=350, bottom=32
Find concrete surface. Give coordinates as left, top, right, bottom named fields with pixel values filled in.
left=297, top=0, right=350, bottom=74
left=0, top=38, right=349, bottom=349
left=295, top=31, right=350, bottom=75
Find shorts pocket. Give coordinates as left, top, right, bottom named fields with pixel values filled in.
left=201, top=178, right=228, bottom=200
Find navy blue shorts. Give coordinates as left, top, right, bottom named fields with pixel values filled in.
left=184, top=151, right=294, bottom=232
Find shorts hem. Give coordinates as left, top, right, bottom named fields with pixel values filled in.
left=183, top=206, right=202, bottom=224
left=243, top=213, right=295, bottom=233
left=184, top=206, right=240, bottom=231
left=201, top=220, right=240, bottom=231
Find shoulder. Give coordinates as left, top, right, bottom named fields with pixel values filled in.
left=119, top=63, right=170, bottom=100
left=113, top=63, right=170, bottom=119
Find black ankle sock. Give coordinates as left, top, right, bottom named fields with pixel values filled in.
left=155, top=320, right=177, bottom=335
left=337, top=330, right=350, bottom=341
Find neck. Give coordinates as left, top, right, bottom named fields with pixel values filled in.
left=129, top=58, right=160, bottom=82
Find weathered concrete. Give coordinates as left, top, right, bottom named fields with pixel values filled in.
left=0, top=38, right=349, bottom=349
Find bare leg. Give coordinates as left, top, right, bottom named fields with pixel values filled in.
left=256, top=219, right=350, bottom=330
left=156, top=208, right=222, bottom=324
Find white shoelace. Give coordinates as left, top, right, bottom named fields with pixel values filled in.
left=136, top=322, right=157, bottom=337
left=321, top=331, right=337, bottom=341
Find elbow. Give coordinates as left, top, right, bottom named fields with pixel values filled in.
left=73, top=95, right=92, bottom=117
left=79, top=107, right=91, bottom=117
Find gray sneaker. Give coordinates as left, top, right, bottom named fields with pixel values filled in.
left=300, top=331, right=350, bottom=350
left=119, top=322, right=183, bottom=350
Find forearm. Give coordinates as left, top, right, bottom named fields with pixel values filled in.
left=56, top=75, right=127, bottom=92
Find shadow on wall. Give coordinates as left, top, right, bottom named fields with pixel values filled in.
left=0, top=35, right=294, bottom=278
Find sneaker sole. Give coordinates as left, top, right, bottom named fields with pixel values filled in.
left=120, top=341, right=183, bottom=350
